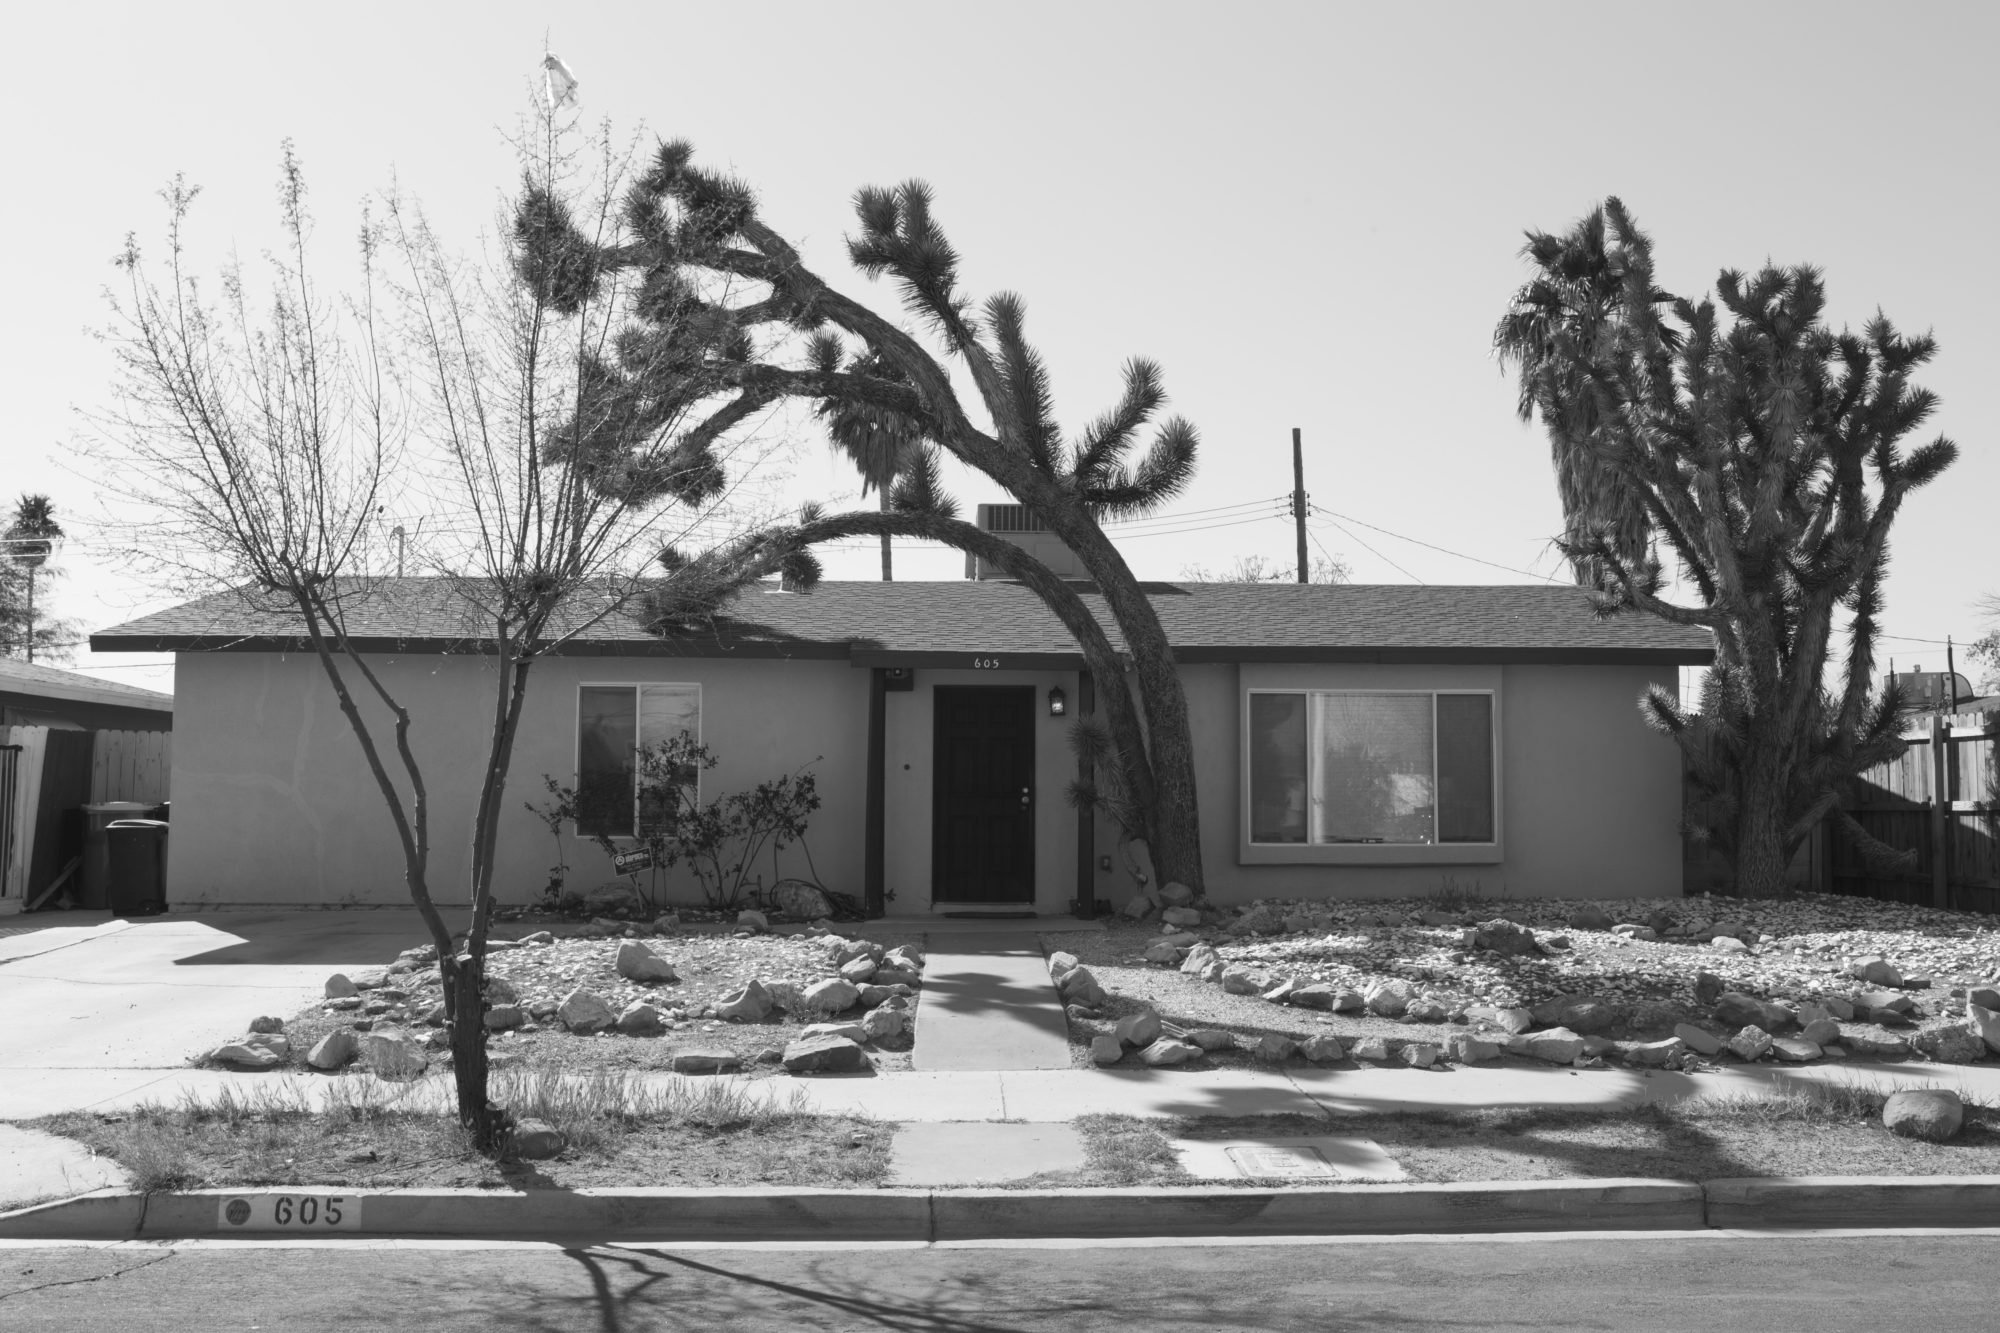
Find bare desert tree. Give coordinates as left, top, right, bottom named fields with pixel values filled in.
left=94, top=118, right=786, bottom=1150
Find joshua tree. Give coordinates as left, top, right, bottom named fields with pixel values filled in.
left=1496, top=198, right=1956, bottom=897
left=524, top=143, right=1211, bottom=894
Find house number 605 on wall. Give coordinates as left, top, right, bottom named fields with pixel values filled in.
left=971, top=657, right=1001, bottom=669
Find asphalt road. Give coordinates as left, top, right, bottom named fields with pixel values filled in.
left=2, top=1232, right=1997, bottom=1331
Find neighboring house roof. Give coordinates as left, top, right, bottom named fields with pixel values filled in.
left=91, top=579, right=1714, bottom=667
left=0, top=657, right=174, bottom=714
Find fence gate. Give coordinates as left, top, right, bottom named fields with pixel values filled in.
left=1833, top=713, right=1999, bottom=914
left=0, top=744, right=19, bottom=903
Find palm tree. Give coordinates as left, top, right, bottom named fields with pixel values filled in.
left=819, top=353, right=927, bottom=580
left=3, top=493, right=65, bottom=663
left=1492, top=201, right=1680, bottom=586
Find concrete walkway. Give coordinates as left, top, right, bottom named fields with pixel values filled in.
left=0, top=1124, right=129, bottom=1210
left=909, top=932, right=1072, bottom=1072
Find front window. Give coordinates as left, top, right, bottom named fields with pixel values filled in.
left=1248, top=690, right=1494, bottom=845
left=576, top=683, right=701, bottom=838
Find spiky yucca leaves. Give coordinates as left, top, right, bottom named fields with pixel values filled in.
left=1500, top=198, right=1956, bottom=897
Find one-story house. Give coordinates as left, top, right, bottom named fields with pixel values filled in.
left=0, top=658, right=174, bottom=731
left=92, top=566, right=1712, bottom=915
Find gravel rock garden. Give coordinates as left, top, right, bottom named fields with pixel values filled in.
left=1054, top=890, right=2000, bottom=1100
left=205, top=914, right=925, bottom=1082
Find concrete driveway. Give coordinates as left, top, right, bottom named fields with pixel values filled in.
left=0, top=910, right=473, bottom=1094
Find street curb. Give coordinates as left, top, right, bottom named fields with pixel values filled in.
left=1704, top=1176, right=2000, bottom=1229
left=3, top=1176, right=1997, bottom=1243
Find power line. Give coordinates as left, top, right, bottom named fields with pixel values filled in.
left=1309, top=504, right=1563, bottom=584
left=1312, top=519, right=1422, bottom=583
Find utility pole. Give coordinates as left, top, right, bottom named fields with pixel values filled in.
left=1291, top=427, right=1308, bottom=584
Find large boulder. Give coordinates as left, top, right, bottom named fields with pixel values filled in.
left=1402, top=1043, right=1441, bottom=1068
left=1220, top=965, right=1273, bottom=996
left=508, top=1118, right=566, bottom=1160
left=1090, top=1034, right=1124, bottom=1065
left=247, top=1015, right=285, bottom=1035
left=736, top=909, right=770, bottom=933
left=558, top=989, right=617, bottom=1034
left=1883, top=1088, right=1962, bottom=1142
left=1693, top=971, right=1726, bottom=1006
left=1231, top=905, right=1286, bottom=936
left=306, top=1029, right=358, bottom=1071
left=872, top=964, right=922, bottom=988
left=1674, top=1023, right=1724, bottom=1056
left=1447, top=1033, right=1501, bottom=1063
left=1246, top=1033, right=1298, bottom=1062
left=1715, top=992, right=1794, bottom=1033
left=1770, top=1037, right=1822, bottom=1063
left=1727, top=1025, right=1773, bottom=1062
left=1553, top=997, right=1623, bottom=1035
left=803, top=978, right=862, bottom=1014
left=1301, top=1034, right=1346, bottom=1063
left=1158, top=881, right=1195, bottom=907
left=484, top=1004, right=526, bottom=1031
left=1046, top=950, right=1081, bottom=979
left=1142, top=940, right=1184, bottom=966
left=781, top=1034, right=867, bottom=1074
left=861, top=1007, right=909, bottom=1041
left=1801, top=1018, right=1842, bottom=1046
left=716, top=980, right=775, bottom=1023
left=360, top=1028, right=429, bottom=1080
left=1288, top=984, right=1338, bottom=1011
left=1624, top=1037, right=1686, bottom=1068
left=615, top=942, right=679, bottom=984
left=802, top=1021, right=868, bottom=1043
left=1568, top=907, right=1615, bottom=930
left=839, top=956, right=879, bottom=984
left=1913, top=1026, right=1987, bottom=1065
left=324, top=973, right=359, bottom=1000
left=1184, top=1028, right=1235, bottom=1052
left=1851, top=956, right=1904, bottom=988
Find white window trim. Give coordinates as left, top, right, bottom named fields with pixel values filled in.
left=574, top=682, right=703, bottom=841
left=1239, top=685, right=1503, bottom=866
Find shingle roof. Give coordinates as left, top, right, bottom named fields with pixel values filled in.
left=91, top=579, right=1713, bottom=666
left=0, top=657, right=174, bottom=711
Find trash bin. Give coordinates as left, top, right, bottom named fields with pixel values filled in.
left=104, top=819, right=169, bottom=916
left=80, top=802, right=156, bottom=909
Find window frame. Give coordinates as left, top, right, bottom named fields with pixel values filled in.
left=573, top=681, right=703, bottom=841
left=1239, top=683, right=1502, bottom=865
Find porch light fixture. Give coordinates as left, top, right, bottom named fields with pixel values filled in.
left=1047, top=686, right=1066, bottom=717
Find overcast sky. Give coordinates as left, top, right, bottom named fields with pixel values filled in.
left=4, top=1, right=1994, bottom=696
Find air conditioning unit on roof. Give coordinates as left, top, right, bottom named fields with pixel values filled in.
left=966, top=503, right=1087, bottom=580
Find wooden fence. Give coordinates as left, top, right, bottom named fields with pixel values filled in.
left=90, top=729, right=172, bottom=804
left=1832, top=712, right=1999, bottom=914
left=0, top=726, right=172, bottom=909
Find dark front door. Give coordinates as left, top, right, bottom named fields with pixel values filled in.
left=932, top=686, right=1036, bottom=902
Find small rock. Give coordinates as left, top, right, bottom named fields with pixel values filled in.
left=517, top=930, right=553, bottom=946
left=1331, top=990, right=1366, bottom=1013
left=1364, top=980, right=1415, bottom=1017
left=1142, top=940, right=1184, bottom=966
left=1222, top=965, right=1275, bottom=996
left=484, top=977, right=519, bottom=1005
left=1709, top=935, right=1748, bottom=954
left=1159, top=881, right=1194, bottom=906
left=1090, top=1035, right=1125, bottom=1065
left=839, top=956, right=878, bottom=983
left=1968, top=1002, right=2000, bottom=1056
left=782, top=1034, right=867, bottom=1073
left=1466, top=1005, right=1534, bottom=1035
left=1728, top=1025, right=1773, bottom=1062
left=1554, top=997, right=1622, bottom=1034
left=1520, top=1027, right=1586, bottom=1064
left=1246, top=1033, right=1298, bottom=1062
left=1821, top=997, right=1856, bottom=1020
left=306, top=1030, right=357, bottom=1070
left=509, top=1118, right=566, bottom=1160
left=1177, top=944, right=1220, bottom=976
left=324, top=974, right=359, bottom=1000
left=1350, top=1037, right=1392, bottom=1062
left=616, top=1002, right=665, bottom=1036
left=1047, top=950, right=1081, bottom=978
left=1446, top=1033, right=1500, bottom=1063
left=1184, top=1028, right=1235, bottom=1051
left=671, top=1048, right=742, bottom=1074
left=1846, top=1034, right=1912, bottom=1060
left=615, top=941, right=679, bottom=984
left=803, top=978, right=863, bottom=1013
left=1883, top=1088, right=1962, bottom=1142
left=1770, top=1037, right=1822, bottom=1062
left=248, top=1015, right=285, bottom=1034
left=1056, top=966, right=1107, bottom=1008
left=1851, top=956, right=1903, bottom=988
left=1116, top=1011, right=1163, bottom=1048
left=1405, top=998, right=1450, bottom=1024
left=1913, top=1027, right=1987, bottom=1064
left=557, top=989, right=616, bottom=1034
left=485, top=1004, right=526, bottom=1031
left=1471, top=919, right=1540, bottom=956
left=1674, top=1023, right=1723, bottom=1056
left=1968, top=988, right=2000, bottom=1011
left=1693, top=972, right=1725, bottom=1006
left=1136, top=1038, right=1201, bottom=1066
left=1066, top=1003, right=1104, bottom=1022
left=1161, top=907, right=1202, bottom=927
left=1260, top=978, right=1298, bottom=1005
left=771, top=880, right=833, bottom=920
left=360, top=1029, right=429, bottom=1080
left=861, top=1007, right=908, bottom=1041
left=1288, top=984, right=1338, bottom=1011
left=736, top=909, right=770, bottom=933
left=1801, top=1018, right=1842, bottom=1046
left=1402, top=1043, right=1441, bottom=1068
left=1568, top=907, right=1614, bottom=930
left=210, top=1040, right=282, bottom=1069
left=802, top=1021, right=868, bottom=1043
left=874, top=964, right=923, bottom=988
left=1301, top=1034, right=1346, bottom=1062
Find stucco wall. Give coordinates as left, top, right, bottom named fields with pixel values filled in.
left=167, top=650, right=1682, bottom=911
left=167, top=652, right=872, bottom=908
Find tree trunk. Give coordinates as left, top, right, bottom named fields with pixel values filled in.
left=443, top=951, right=500, bottom=1150
left=879, top=491, right=892, bottom=581
left=1732, top=741, right=1792, bottom=899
